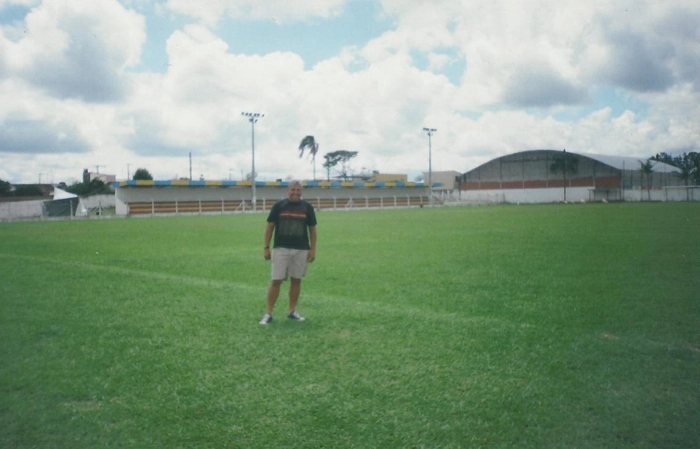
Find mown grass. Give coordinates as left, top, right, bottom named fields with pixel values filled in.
left=1, top=203, right=699, bottom=448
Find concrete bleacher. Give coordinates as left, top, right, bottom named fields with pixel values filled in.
left=115, top=180, right=433, bottom=217
left=126, top=195, right=430, bottom=216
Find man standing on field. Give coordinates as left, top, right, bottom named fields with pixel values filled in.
left=260, top=180, right=317, bottom=325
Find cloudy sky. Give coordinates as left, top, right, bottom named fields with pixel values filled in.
left=1, top=0, right=699, bottom=184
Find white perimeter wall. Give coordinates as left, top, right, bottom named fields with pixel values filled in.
left=0, top=200, right=44, bottom=221
left=459, top=187, right=591, bottom=204
left=457, top=187, right=699, bottom=204
left=622, top=187, right=699, bottom=202
left=2, top=195, right=118, bottom=221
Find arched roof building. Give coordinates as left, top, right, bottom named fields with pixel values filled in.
left=458, top=150, right=685, bottom=203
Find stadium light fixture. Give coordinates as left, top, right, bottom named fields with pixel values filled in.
left=423, top=127, right=437, bottom=205
left=241, top=112, right=265, bottom=211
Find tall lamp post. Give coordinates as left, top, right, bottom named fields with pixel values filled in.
left=423, top=127, right=437, bottom=205
left=241, top=112, right=264, bottom=211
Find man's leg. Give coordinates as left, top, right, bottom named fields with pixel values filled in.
left=267, top=280, right=283, bottom=314
left=288, top=278, right=301, bottom=313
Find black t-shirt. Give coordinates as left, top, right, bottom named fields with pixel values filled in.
left=267, top=199, right=317, bottom=250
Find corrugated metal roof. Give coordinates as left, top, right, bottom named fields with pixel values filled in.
left=577, top=152, right=680, bottom=173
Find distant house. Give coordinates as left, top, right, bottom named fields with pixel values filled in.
left=373, top=173, right=408, bottom=182
left=83, top=169, right=116, bottom=184
left=422, top=171, right=461, bottom=191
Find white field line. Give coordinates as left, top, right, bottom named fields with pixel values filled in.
left=1, top=252, right=508, bottom=327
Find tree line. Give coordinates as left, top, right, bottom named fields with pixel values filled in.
left=0, top=168, right=154, bottom=198
left=0, top=180, right=45, bottom=197
left=651, top=152, right=700, bottom=186
left=64, top=168, right=153, bottom=196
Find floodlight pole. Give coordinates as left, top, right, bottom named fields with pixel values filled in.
left=423, top=127, right=437, bottom=205
left=242, top=112, right=264, bottom=211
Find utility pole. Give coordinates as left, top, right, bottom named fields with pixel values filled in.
left=241, top=112, right=265, bottom=211
left=422, top=127, right=437, bottom=205
left=563, top=149, right=567, bottom=202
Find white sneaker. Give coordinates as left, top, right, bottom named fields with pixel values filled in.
left=287, top=311, right=305, bottom=321
left=259, top=313, right=272, bottom=325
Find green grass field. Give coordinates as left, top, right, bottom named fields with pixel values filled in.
left=1, top=203, right=699, bottom=448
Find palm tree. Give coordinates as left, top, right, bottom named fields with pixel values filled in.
left=550, top=149, right=578, bottom=202
left=671, top=153, right=699, bottom=201
left=640, top=159, right=654, bottom=201
left=676, top=164, right=694, bottom=201
left=298, top=136, right=319, bottom=180
left=652, top=152, right=699, bottom=200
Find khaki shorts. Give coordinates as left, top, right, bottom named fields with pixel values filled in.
left=271, top=248, right=310, bottom=280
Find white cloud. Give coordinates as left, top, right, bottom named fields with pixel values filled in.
left=0, top=0, right=147, bottom=181
left=121, top=24, right=309, bottom=161
left=165, top=0, right=346, bottom=25
left=1, top=0, right=145, bottom=102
